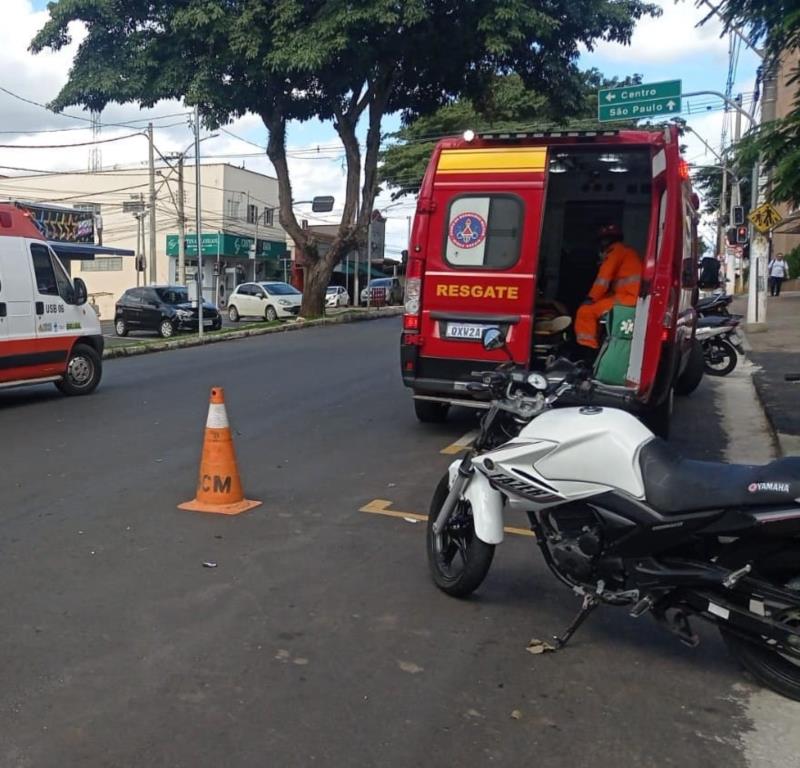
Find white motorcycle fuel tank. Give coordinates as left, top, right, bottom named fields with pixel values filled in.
left=451, top=407, right=655, bottom=544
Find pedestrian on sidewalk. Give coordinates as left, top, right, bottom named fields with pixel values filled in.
left=768, top=253, right=789, bottom=296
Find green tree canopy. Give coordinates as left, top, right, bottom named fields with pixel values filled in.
left=32, top=0, right=659, bottom=316
left=380, top=70, right=643, bottom=199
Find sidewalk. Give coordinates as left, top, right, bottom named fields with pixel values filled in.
left=735, top=292, right=800, bottom=455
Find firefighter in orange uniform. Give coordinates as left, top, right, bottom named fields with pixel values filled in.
left=575, top=224, right=642, bottom=349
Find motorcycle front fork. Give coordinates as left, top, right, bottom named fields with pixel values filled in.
left=431, top=456, right=473, bottom=535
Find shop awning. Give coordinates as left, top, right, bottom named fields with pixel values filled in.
left=335, top=261, right=386, bottom=278
left=49, top=241, right=135, bottom=260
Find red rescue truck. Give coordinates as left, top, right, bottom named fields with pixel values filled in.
left=400, top=126, right=702, bottom=433
left=0, top=203, right=106, bottom=395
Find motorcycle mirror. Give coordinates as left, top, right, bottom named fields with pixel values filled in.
left=482, top=327, right=506, bottom=351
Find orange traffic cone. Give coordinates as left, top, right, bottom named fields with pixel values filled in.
left=178, top=387, right=262, bottom=515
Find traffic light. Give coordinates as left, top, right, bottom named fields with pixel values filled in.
left=736, top=225, right=749, bottom=244
left=733, top=206, right=745, bottom=226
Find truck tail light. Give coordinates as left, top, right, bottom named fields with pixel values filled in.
left=404, top=277, right=421, bottom=317
left=403, top=314, right=419, bottom=331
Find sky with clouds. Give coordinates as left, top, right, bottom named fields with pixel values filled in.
left=7, top=0, right=762, bottom=254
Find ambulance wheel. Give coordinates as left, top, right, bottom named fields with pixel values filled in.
left=114, top=318, right=129, bottom=337
left=642, top=387, right=673, bottom=440
left=414, top=398, right=449, bottom=423
left=675, top=340, right=704, bottom=395
left=56, top=344, right=102, bottom=396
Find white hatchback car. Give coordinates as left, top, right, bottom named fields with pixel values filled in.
left=228, top=281, right=302, bottom=322
left=325, top=285, right=350, bottom=308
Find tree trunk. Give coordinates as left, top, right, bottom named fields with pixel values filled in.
left=300, top=254, right=334, bottom=318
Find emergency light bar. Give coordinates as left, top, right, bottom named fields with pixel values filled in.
left=477, top=130, right=620, bottom=140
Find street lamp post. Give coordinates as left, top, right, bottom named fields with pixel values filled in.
left=193, top=105, right=204, bottom=338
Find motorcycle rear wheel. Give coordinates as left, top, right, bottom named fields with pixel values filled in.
left=704, top=339, right=737, bottom=376
left=720, top=548, right=800, bottom=701
left=426, top=473, right=495, bottom=598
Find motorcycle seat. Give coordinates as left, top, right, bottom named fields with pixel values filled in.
left=697, top=293, right=730, bottom=308
left=639, top=439, right=800, bottom=515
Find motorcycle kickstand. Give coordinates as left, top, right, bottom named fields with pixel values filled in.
left=552, top=594, right=600, bottom=650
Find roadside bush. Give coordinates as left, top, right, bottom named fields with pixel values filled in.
left=785, top=245, right=800, bottom=279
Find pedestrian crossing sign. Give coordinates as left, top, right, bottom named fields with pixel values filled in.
left=748, top=203, right=783, bottom=233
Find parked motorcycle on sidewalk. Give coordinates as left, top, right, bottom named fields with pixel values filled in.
left=427, top=329, right=800, bottom=700
left=696, top=291, right=734, bottom=317
left=696, top=315, right=743, bottom=376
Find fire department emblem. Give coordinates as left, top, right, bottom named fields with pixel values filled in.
left=449, top=212, right=487, bottom=249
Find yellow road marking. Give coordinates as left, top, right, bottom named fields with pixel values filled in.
left=440, top=429, right=479, bottom=455
left=359, top=499, right=534, bottom=538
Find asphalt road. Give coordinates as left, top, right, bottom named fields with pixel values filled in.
left=0, top=318, right=776, bottom=767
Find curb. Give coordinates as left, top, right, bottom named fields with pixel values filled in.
left=103, top=307, right=403, bottom=361
left=743, top=339, right=798, bottom=457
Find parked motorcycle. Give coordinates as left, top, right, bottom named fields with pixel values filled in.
left=696, top=291, right=733, bottom=317
left=696, top=315, right=742, bottom=376
left=427, top=329, right=800, bottom=700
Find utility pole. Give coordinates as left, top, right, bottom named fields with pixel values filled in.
left=177, top=155, right=186, bottom=286
left=194, top=105, right=204, bottom=338
left=253, top=208, right=260, bottom=282
left=147, top=122, right=157, bottom=284
left=729, top=95, right=743, bottom=293
left=366, top=218, right=372, bottom=310
left=135, top=212, right=142, bottom=288
left=747, top=66, right=778, bottom=331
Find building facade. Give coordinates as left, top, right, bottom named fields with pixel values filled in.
left=771, top=50, right=800, bottom=259
left=0, top=163, right=287, bottom=318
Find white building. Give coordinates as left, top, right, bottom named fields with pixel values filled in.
left=0, top=164, right=288, bottom=318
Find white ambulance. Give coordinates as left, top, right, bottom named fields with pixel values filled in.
left=0, top=203, right=105, bottom=395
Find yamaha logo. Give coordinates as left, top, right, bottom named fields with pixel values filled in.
left=748, top=482, right=790, bottom=494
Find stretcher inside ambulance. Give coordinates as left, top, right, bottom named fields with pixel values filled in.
left=0, top=203, right=111, bottom=396
left=400, top=127, right=700, bottom=433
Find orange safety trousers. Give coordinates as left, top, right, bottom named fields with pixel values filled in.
left=575, top=242, right=641, bottom=349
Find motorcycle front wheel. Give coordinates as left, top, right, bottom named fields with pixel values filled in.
left=704, top=339, right=737, bottom=376
left=426, top=473, right=495, bottom=598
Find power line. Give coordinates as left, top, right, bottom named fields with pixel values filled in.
left=0, top=132, right=144, bottom=149
left=219, top=127, right=267, bottom=150
left=0, top=85, right=192, bottom=131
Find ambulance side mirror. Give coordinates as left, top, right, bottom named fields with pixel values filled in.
left=73, top=277, right=88, bottom=306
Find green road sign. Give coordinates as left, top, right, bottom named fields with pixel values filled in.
left=598, top=80, right=682, bottom=122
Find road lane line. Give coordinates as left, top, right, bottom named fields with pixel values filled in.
left=359, top=499, right=533, bottom=537
left=440, top=430, right=479, bottom=455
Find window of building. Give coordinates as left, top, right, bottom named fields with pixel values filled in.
left=247, top=203, right=258, bottom=224
left=80, top=257, right=123, bottom=272
left=226, top=195, right=241, bottom=219
left=264, top=207, right=274, bottom=227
